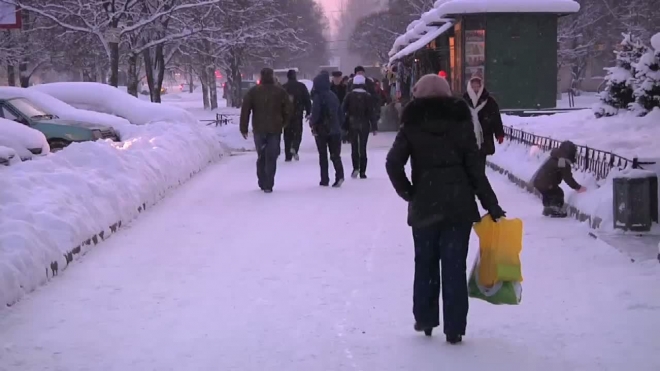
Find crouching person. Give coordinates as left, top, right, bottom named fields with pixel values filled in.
left=531, top=140, right=587, bottom=217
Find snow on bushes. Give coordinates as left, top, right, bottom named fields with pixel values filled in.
left=631, top=33, right=660, bottom=116
left=0, top=120, right=225, bottom=307
left=31, top=82, right=197, bottom=125
left=594, top=33, right=648, bottom=118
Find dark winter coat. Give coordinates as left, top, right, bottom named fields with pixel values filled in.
left=386, top=97, right=503, bottom=228
left=532, top=141, right=582, bottom=192
left=348, top=76, right=376, bottom=96
left=463, top=88, right=505, bottom=156
left=342, top=87, right=377, bottom=132
left=240, top=72, right=292, bottom=135
left=310, top=73, right=342, bottom=136
left=283, top=78, right=312, bottom=120
left=330, top=82, right=348, bottom=104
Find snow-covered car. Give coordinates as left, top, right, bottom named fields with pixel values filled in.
left=0, top=87, right=131, bottom=132
left=0, top=145, right=18, bottom=166
left=31, top=82, right=197, bottom=125
left=0, top=118, right=50, bottom=160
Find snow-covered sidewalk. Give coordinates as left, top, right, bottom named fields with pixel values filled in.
left=0, top=135, right=659, bottom=370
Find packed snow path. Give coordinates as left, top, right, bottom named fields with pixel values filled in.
left=1, top=135, right=659, bottom=371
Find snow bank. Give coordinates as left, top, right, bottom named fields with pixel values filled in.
left=0, top=118, right=50, bottom=160
left=0, top=87, right=132, bottom=134
left=651, top=32, right=660, bottom=52
left=31, top=83, right=197, bottom=126
left=0, top=145, right=19, bottom=166
left=0, top=121, right=225, bottom=306
left=503, top=109, right=660, bottom=159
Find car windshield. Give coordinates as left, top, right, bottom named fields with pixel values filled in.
left=8, top=98, right=53, bottom=119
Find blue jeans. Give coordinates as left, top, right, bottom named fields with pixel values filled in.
left=253, top=133, right=281, bottom=190
left=411, top=222, right=472, bottom=335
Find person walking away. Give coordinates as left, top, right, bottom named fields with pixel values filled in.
left=463, top=76, right=505, bottom=171
left=240, top=68, right=292, bottom=193
left=347, top=66, right=376, bottom=95
left=342, top=74, right=377, bottom=179
left=330, top=71, right=347, bottom=104
left=531, top=140, right=587, bottom=217
left=310, top=73, right=345, bottom=187
left=282, top=69, right=312, bottom=162
left=385, top=74, right=505, bottom=344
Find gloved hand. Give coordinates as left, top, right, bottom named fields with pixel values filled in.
left=488, top=206, right=506, bottom=222
left=241, top=132, right=248, bottom=140
left=497, top=135, right=505, bottom=144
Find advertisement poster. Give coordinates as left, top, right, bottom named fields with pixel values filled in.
left=465, top=30, right=485, bottom=81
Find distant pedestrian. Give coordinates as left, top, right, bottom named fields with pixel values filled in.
left=330, top=71, right=347, bottom=104
left=531, top=140, right=587, bottom=217
left=463, top=76, right=505, bottom=171
left=347, top=66, right=376, bottom=95
left=282, top=69, right=312, bottom=162
left=240, top=67, right=292, bottom=193
left=342, top=74, right=377, bottom=179
left=385, top=74, right=505, bottom=345
left=310, top=73, right=345, bottom=188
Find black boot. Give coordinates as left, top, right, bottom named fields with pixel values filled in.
left=446, top=334, right=462, bottom=344
left=332, top=178, right=344, bottom=188
left=414, top=323, right=434, bottom=337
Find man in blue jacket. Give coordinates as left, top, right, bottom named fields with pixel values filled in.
left=310, top=72, right=345, bottom=188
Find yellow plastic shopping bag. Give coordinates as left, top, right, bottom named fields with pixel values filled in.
left=472, top=215, right=523, bottom=287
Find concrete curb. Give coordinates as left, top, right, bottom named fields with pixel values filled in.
left=486, top=160, right=603, bottom=229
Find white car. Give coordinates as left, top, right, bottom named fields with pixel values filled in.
left=0, top=145, right=19, bottom=166
left=31, top=82, right=198, bottom=125
left=0, top=118, right=50, bottom=161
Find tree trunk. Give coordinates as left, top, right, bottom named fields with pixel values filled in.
left=126, top=53, right=139, bottom=97
left=200, top=67, right=210, bottom=109
left=207, top=65, right=218, bottom=110
left=18, top=60, right=29, bottom=87
left=109, top=40, right=119, bottom=86
left=7, top=65, right=15, bottom=86
left=188, top=66, right=194, bottom=93
left=143, top=45, right=166, bottom=103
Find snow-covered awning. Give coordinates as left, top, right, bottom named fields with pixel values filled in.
left=388, top=0, right=580, bottom=64
left=389, top=22, right=454, bottom=63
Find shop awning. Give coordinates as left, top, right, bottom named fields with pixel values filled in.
left=389, top=21, right=454, bottom=64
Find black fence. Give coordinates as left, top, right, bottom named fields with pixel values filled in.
left=504, top=126, right=655, bottom=180
left=201, top=113, right=239, bottom=127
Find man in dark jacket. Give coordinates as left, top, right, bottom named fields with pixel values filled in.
left=310, top=72, right=345, bottom=188
left=282, top=69, right=312, bottom=162
left=531, top=141, right=587, bottom=217
left=386, top=75, right=504, bottom=344
left=463, top=76, right=505, bottom=171
left=240, top=67, right=292, bottom=193
left=342, top=74, right=377, bottom=179
left=330, top=71, right=347, bottom=104
left=347, top=66, right=376, bottom=95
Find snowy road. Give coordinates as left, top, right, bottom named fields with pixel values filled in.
left=1, top=134, right=659, bottom=371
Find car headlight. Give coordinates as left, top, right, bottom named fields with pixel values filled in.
left=92, top=129, right=102, bottom=139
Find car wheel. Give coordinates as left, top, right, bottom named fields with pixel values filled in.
left=48, top=139, right=70, bottom=152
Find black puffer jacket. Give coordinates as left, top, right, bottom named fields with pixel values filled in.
left=532, top=141, right=582, bottom=191
left=386, top=97, right=503, bottom=228
left=342, top=86, right=376, bottom=132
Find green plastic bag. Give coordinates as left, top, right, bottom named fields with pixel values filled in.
left=468, top=257, right=522, bottom=305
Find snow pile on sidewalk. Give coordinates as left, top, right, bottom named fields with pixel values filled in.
left=490, top=141, right=620, bottom=228
left=0, top=121, right=225, bottom=307
left=504, top=108, right=660, bottom=159
left=31, top=83, right=197, bottom=126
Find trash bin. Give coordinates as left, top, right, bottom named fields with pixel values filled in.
left=613, top=170, right=658, bottom=232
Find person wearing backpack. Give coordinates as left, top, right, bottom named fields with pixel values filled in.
left=282, top=69, right=312, bottom=162
left=342, top=74, right=377, bottom=179
left=310, top=72, right=345, bottom=188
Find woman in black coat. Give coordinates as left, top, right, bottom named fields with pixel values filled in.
left=464, top=76, right=505, bottom=170
left=385, top=74, right=505, bottom=344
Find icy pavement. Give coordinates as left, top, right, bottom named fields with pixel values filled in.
left=1, top=134, right=659, bottom=371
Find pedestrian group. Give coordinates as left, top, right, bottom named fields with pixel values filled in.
left=239, top=67, right=577, bottom=345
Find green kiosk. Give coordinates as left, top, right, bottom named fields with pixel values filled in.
left=386, top=0, right=580, bottom=120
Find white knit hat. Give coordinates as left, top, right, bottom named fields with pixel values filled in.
left=353, top=75, right=366, bottom=85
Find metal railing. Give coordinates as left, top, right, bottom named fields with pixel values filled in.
left=201, top=113, right=238, bottom=127
left=504, top=126, right=654, bottom=180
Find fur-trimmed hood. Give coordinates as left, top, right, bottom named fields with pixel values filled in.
left=401, top=97, right=472, bottom=133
